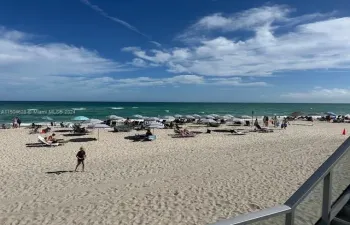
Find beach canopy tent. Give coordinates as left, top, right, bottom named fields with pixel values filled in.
left=72, top=116, right=89, bottom=121
left=108, top=115, right=124, bottom=120
left=290, top=111, right=304, bottom=118
left=162, top=116, right=175, bottom=122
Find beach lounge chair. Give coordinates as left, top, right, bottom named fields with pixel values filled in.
left=254, top=124, right=273, bottom=133
left=29, top=126, right=40, bottom=134
left=38, top=135, right=60, bottom=146
left=230, top=129, right=246, bottom=135
left=170, top=133, right=196, bottom=138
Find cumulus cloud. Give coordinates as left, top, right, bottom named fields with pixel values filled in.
left=281, top=88, right=350, bottom=103
left=123, top=5, right=350, bottom=77
left=0, top=27, right=124, bottom=78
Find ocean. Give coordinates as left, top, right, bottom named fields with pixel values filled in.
left=1, top=101, right=350, bottom=123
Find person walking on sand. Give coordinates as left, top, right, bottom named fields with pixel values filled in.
left=75, top=147, right=86, bottom=172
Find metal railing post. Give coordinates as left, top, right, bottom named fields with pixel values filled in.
left=321, top=172, right=332, bottom=225
left=285, top=209, right=295, bottom=225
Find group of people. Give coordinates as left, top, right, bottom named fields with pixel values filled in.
left=12, top=117, right=21, bottom=128
left=256, top=116, right=289, bottom=129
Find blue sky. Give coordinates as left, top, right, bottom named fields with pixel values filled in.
left=1, top=0, right=350, bottom=102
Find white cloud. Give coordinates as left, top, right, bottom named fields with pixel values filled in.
left=0, top=27, right=123, bottom=78
left=108, top=75, right=267, bottom=88
left=129, top=58, right=148, bottom=67
left=124, top=5, right=350, bottom=77
left=281, top=88, right=350, bottom=103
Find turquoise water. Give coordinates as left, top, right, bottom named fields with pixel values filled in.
left=1, top=101, right=350, bottom=123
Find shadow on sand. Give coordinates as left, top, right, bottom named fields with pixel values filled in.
left=68, top=137, right=97, bottom=142
left=63, top=133, right=90, bottom=137
left=46, top=170, right=74, bottom=175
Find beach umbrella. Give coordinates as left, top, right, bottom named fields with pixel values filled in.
left=162, top=116, right=175, bottom=121
left=201, top=118, right=217, bottom=124
left=133, top=114, right=144, bottom=119
left=239, top=115, right=251, bottom=119
left=174, top=114, right=182, bottom=118
left=192, top=114, right=201, bottom=118
left=205, top=115, right=215, bottom=119
left=87, top=123, right=111, bottom=140
left=185, top=115, right=195, bottom=119
left=144, top=117, right=160, bottom=121
left=108, top=115, right=124, bottom=120
left=326, top=112, right=337, bottom=116
left=145, top=122, right=164, bottom=129
left=72, top=116, right=89, bottom=121
left=290, top=112, right=304, bottom=118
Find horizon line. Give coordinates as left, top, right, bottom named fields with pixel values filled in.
left=0, top=100, right=349, bottom=104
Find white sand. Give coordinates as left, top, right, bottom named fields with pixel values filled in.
left=0, top=122, right=348, bottom=225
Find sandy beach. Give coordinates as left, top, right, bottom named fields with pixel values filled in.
left=0, top=121, right=348, bottom=225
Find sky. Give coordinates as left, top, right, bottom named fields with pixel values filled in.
left=1, top=0, right=350, bottom=103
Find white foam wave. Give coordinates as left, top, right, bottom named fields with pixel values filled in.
left=165, top=110, right=169, bottom=112
left=72, top=108, right=86, bottom=111
left=27, top=109, right=38, bottom=111
left=111, top=107, right=124, bottom=110
left=132, top=107, right=138, bottom=109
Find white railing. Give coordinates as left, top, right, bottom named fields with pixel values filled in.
left=210, top=137, right=350, bottom=225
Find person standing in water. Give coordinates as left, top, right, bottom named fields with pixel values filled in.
left=75, top=147, right=86, bottom=172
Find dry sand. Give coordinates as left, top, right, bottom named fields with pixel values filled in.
left=0, top=121, right=348, bottom=225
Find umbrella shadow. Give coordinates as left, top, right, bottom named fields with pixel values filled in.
left=26, top=143, right=49, bottom=148
left=63, top=133, right=89, bottom=137
left=46, top=170, right=74, bottom=175
left=53, top=129, right=71, bottom=133
left=68, top=137, right=97, bottom=142
left=124, top=135, right=145, bottom=142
